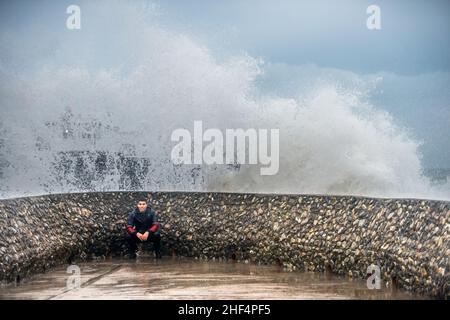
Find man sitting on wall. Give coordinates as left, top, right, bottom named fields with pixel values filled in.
left=126, top=197, right=161, bottom=259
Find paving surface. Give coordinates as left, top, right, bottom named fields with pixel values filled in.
left=0, top=257, right=427, bottom=300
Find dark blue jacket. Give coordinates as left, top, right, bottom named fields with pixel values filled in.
left=127, top=207, right=160, bottom=234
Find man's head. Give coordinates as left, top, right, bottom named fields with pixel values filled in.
left=137, top=197, right=148, bottom=213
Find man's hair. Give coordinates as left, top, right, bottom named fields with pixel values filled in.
left=137, top=197, right=148, bottom=203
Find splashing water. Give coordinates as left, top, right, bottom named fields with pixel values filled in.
left=0, top=1, right=448, bottom=200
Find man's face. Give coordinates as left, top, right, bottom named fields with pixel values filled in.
left=137, top=201, right=148, bottom=213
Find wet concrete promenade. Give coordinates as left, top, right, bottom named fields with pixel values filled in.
left=0, top=257, right=426, bottom=300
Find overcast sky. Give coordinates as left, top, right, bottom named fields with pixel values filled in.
left=1, top=0, right=449, bottom=168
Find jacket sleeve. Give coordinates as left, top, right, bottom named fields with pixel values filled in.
left=126, top=212, right=137, bottom=235
left=149, top=210, right=160, bottom=233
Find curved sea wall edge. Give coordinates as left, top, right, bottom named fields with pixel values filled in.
left=0, top=191, right=448, bottom=297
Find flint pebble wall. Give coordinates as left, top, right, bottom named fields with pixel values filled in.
left=0, top=191, right=448, bottom=297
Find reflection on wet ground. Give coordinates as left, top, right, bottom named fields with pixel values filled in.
left=0, top=257, right=428, bottom=299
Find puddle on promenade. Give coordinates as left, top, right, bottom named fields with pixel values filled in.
left=0, top=257, right=428, bottom=300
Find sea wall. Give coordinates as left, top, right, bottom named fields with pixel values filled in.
left=0, top=192, right=448, bottom=297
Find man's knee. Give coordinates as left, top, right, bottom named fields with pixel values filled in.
left=149, top=232, right=161, bottom=242
left=125, top=232, right=139, bottom=243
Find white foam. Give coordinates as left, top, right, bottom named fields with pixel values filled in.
left=0, top=1, right=448, bottom=200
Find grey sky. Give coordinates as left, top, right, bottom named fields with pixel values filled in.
left=157, top=0, right=450, bottom=75
left=0, top=0, right=449, bottom=168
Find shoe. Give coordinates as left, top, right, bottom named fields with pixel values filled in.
left=126, top=252, right=137, bottom=259
left=155, top=251, right=162, bottom=259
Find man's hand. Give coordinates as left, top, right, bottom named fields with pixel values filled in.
left=141, top=231, right=149, bottom=241
left=136, top=232, right=144, bottom=241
